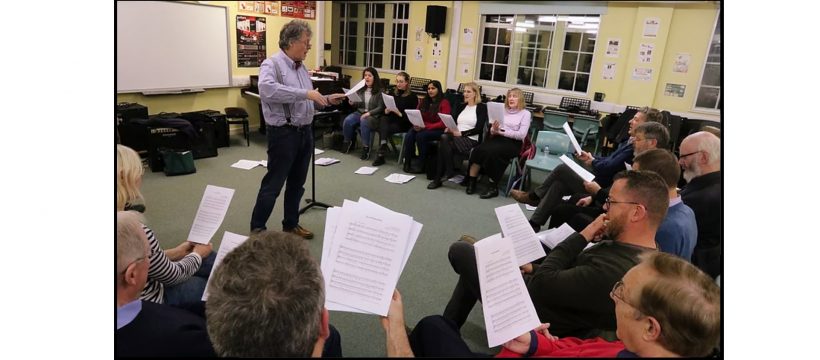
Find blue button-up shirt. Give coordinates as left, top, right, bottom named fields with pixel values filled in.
left=259, top=51, right=318, bottom=127
left=116, top=299, right=142, bottom=330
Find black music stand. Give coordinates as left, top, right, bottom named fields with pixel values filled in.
left=299, top=110, right=340, bottom=214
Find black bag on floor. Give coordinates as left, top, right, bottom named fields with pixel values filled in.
left=160, top=148, right=196, bottom=176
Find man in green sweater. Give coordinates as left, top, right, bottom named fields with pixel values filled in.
left=444, top=170, right=668, bottom=338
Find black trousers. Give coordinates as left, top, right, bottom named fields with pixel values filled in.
left=409, top=315, right=492, bottom=357
left=434, top=133, right=478, bottom=180
left=469, top=135, right=521, bottom=183
left=530, top=163, right=588, bottom=226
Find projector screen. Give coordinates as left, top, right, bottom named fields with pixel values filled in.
left=117, top=1, right=232, bottom=93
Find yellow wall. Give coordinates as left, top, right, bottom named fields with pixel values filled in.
left=116, top=1, right=319, bottom=129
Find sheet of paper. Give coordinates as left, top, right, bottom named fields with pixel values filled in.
left=438, top=113, right=459, bottom=132
left=563, top=122, right=582, bottom=155
left=230, top=159, right=262, bottom=170
left=625, top=162, right=632, bottom=170
left=201, top=231, right=249, bottom=301
left=342, top=87, right=362, bottom=103
left=315, top=157, right=340, bottom=166
left=324, top=201, right=414, bottom=315
left=559, top=155, right=595, bottom=183
left=536, top=223, right=577, bottom=249
left=355, top=166, right=379, bottom=175
left=405, top=109, right=425, bottom=128
left=488, top=102, right=505, bottom=126
left=382, top=93, right=399, bottom=113
left=345, top=79, right=366, bottom=96
left=448, top=174, right=464, bottom=184
left=494, top=204, right=546, bottom=266
left=525, top=204, right=536, bottom=211
left=562, top=195, right=571, bottom=201
left=475, top=234, right=542, bottom=348
left=315, top=148, right=325, bottom=155
left=385, top=173, right=416, bottom=184
left=357, top=197, right=422, bottom=272
left=259, top=160, right=267, bottom=167
left=187, top=185, right=235, bottom=244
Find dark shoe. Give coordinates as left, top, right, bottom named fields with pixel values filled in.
left=479, top=187, right=499, bottom=199
left=285, top=225, right=314, bottom=239
left=342, top=141, right=353, bottom=154
left=403, top=159, right=412, bottom=173
left=360, top=146, right=370, bottom=160
left=408, top=165, right=425, bottom=174
left=458, top=176, right=469, bottom=187
left=427, top=180, right=442, bottom=189
left=510, top=189, right=539, bottom=207
left=465, top=177, right=477, bottom=195
left=372, top=155, right=385, bottom=166
left=250, top=227, right=265, bottom=234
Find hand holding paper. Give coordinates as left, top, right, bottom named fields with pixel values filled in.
left=562, top=122, right=582, bottom=155
left=488, top=102, right=505, bottom=126
left=187, top=185, right=235, bottom=245
left=382, top=93, right=399, bottom=113
left=405, top=109, right=425, bottom=128
left=438, top=113, right=459, bottom=132
left=559, top=154, right=595, bottom=183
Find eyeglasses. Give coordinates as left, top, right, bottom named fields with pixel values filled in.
left=679, top=150, right=701, bottom=159
left=119, top=255, right=148, bottom=274
left=604, top=197, right=641, bottom=209
left=610, top=280, right=640, bottom=309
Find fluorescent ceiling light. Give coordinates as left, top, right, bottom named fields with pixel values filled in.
left=568, top=23, right=599, bottom=30
left=515, top=22, right=534, bottom=28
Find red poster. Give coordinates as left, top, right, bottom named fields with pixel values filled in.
left=280, top=1, right=316, bottom=19
left=236, top=16, right=267, bottom=68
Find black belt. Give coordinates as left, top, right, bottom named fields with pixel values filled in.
left=268, top=123, right=311, bottom=130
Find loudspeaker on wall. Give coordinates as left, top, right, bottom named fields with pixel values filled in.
left=425, top=5, right=446, bottom=38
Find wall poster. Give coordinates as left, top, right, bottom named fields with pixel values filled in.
left=673, top=53, right=690, bottom=73
left=639, top=43, right=655, bottom=63
left=238, top=1, right=279, bottom=15
left=606, top=38, right=620, bottom=58
left=236, top=15, right=267, bottom=68
left=664, top=83, right=686, bottom=97
left=280, top=1, right=316, bottom=19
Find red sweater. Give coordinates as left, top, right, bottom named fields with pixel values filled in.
left=419, top=99, right=451, bottom=130
left=496, top=334, right=625, bottom=358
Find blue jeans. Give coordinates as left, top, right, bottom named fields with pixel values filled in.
left=342, top=112, right=372, bottom=146
left=250, top=125, right=313, bottom=231
left=164, top=252, right=216, bottom=317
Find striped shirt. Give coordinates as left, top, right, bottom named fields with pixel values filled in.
left=139, top=225, right=202, bottom=304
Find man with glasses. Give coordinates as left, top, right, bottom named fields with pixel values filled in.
left=442, top=170, right=668, bottom=338
left=678, top=131, right=721, bottom=278
left=384, top=252, right=720, bottom=357
left=250, top=20, right=344, bottom=239
left=510, top=107, right=664, bottom=232
left=116, top=211, right=216, bottom=357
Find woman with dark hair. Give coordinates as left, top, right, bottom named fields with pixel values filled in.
left=372, top=72, right=419, bottom=166
left=427, top=82, right=488, bottom=189
left=465, top=87, right=531, bottom=199
left=341, top=67, right=385, bottom=160
left=403, top=80, right=451, bottom=173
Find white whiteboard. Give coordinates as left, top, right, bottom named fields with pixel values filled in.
left=117, top=1, right=232, bottom=93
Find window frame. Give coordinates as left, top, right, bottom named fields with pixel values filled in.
left=336, top=2, right=410, bottom=73
left=693, top=11, right=721, bottom=113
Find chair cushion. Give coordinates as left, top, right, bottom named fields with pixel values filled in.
left=224, top=107, right=249, bottom=118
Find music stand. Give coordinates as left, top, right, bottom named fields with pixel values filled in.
left=299, top=110, right=340, bottom=214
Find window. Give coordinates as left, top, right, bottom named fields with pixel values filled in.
left=390, top=3, right=409, bottom=71
left=478, top=13, right=599, bottom=94
left=336, top=2, right=409, bottom=70
left=695, top=13, right=721, bottom=110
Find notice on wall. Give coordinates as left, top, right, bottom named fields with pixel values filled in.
left=643, top=17, right=660, bottom=38
left=664, top=83, right=686, bottom=98
left=236, top=15, right=267, bottom=68
left=606, top=38, right=620, bottom=58
left=415, top=27, right=424, bottom=42
left=264, top=1, right=279, bottom=15
left=414, top=47, right=423, bottom=61
left=632, top=67, right=653, bottom=81
left=462, top=28, right=474, bottom=45
left=602, top=62, right=616, bottom=80
left=238, top=1, right=279, bottom=15
left=432, top=41, right=443, bottom=58
left=673, top=53, right=690, bottom=73
left=238, top=1, right=254, bottom=11
left=281, top=1, right=316, bottom=19
left=639, top=43, right=655, bottom=63
left=460, top=60, right=471, bottom=76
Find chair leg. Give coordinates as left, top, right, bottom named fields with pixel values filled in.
left=244, top=121, right=250, bottom=146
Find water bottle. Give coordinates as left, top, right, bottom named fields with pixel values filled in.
left=543, top=145, right=550, bottom=155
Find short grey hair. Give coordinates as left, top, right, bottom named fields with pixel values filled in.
left=117, top=211, right=147, bottom=274
left=638, top=106, right=662, bottom=123
left=635, top=121, right=670, bottom=149
left=206, top=231, right=325, bottom=357
left=691, top=131, right=721, bottom=165
left=279, top=20, right=312, bottom=50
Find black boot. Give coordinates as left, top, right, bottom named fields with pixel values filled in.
left=372, top=144, right=388, bottom=166
left=403, top=158, right=412, bottom=173
left=479, top=187, right=499, bottom=199
left=427, top=179, right=442, bottom=190
left=465, top=176, right=478, bottom=195
left=360, top=146, right=370, bottom=160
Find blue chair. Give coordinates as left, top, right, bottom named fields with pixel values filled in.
left=570, top=117, right=601, bottom=155
left=542, top=112, right=568, bottom=132
left=518, top=131, right=574, bottom=191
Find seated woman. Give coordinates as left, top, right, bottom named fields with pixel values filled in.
left=372, top=71, right=418, bottom=166
left=116, top=144, right=215, bottom=316
left=403, top=80, right=451, bottom=173
left=464, top=88, right=531, bottom=199
left=427, top=82, right=488, bottom=189
left=341, top=67, right=385, bottom=160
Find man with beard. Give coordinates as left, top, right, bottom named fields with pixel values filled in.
left=443, top=170, right=668, bottom=338
left=678, top=131, right=721, bottom=278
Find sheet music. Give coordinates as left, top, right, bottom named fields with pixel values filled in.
left=324, top=200, right=414, bottom=316
left=494, top=204, right=546, bottom=266
left=536, top=223, right=594, bottom=251
left=625, top=162, right=632, bottom=170
left=201, top=231, right=249, bottom=301
left=488, top=102, right=506, bottom=126
left=355, top=166, right=379, bottom=175
left=438, top=113, right=459, bottom=132
left=382, top=93, right=399, bottom=113
left=384, top=173, right=415, bottom=184
left=405, top=109, right=425, bottom=128
left=230, top=159, right=263, bottom=170
left=315, top=148, right=325, bottom=155
left=187, top=185, right=235, bottom=244
left=559, top=154, right=595, bottom=183
left=315, top=157, right=341, bottom=166
left=475, top=234, right=542, bottom=348
left=344, top=79, right=366, bottom=100
left=342, top=87, right=362, bottom=103
left=563, top=122, right=583, bottom=155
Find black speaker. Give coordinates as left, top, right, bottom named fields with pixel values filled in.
left=425, top=5, right=446, bottom=36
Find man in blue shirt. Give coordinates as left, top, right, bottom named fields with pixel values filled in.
left=250, top=20, right=343, bottom=239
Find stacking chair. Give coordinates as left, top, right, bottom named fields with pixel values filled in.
left=223, top=107, right=250, bottom=146
left=541, top=112, right=567, bottom=132
left=570, top=117, right=600, bottom=155
left=518, top=131, right=574, bottom=191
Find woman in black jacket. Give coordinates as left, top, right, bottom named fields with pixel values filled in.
left=372, top=71, right=418, bottom=166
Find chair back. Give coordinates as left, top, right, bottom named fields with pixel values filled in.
left=571, top=118, right=600, bottom=139
left=535, top=131, right=573, bottom=155
left=542, top=113, right=567, bottom=131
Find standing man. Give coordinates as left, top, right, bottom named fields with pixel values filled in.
left=250, top=20, right=343, bottom=238
left=678, top=131, right=721, bottom=278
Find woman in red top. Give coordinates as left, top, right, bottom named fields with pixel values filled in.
left=402, top=80, right=451, bottom=173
